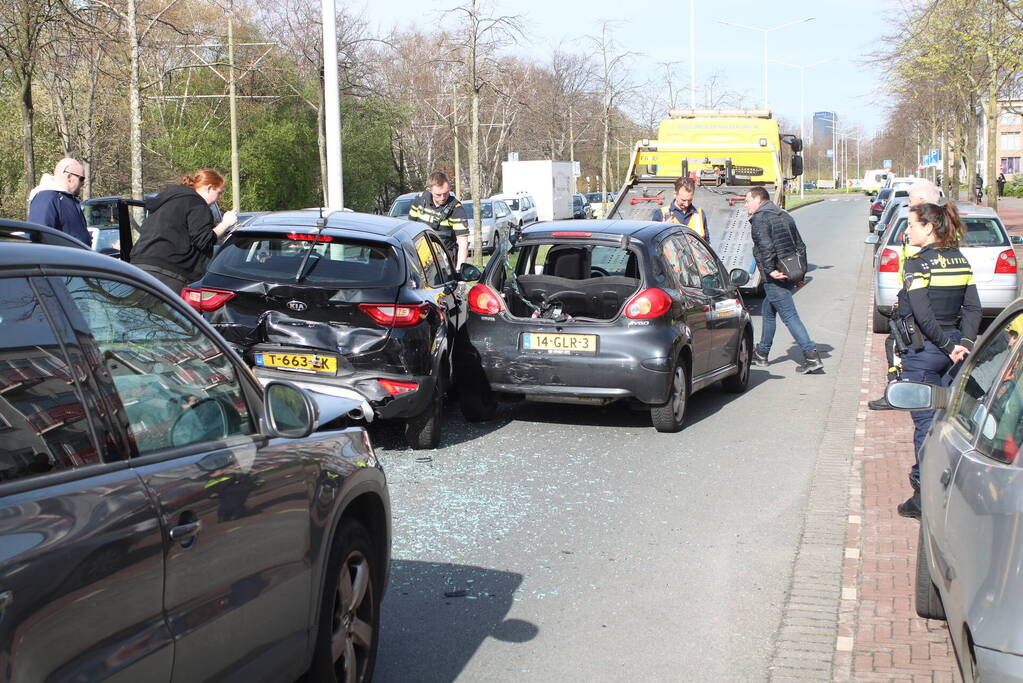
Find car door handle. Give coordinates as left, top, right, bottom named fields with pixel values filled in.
left=169, top=520, right=202, bottom=543
left=0, top=590, right=13, bottom=612
left=940, top=468, right=952, bottom=488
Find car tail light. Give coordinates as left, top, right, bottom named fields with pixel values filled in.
left=871, top=202, right=882, bottom=211
left=468, top=284, right=505, bottom=314
left=624, top=288, right=673, bottom=319
left=358, top=303, right=428, bottom=327
left=995, top=249, right=1018, bottom=274
left=287, top=232, right=333, bottom=242
left=878, top=248, right=900, bottom=272
left=181, top=287, right=236, bottom=311
left=377, top=379, right=418, bottom=395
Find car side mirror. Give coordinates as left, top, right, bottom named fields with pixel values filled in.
left=263, top=381, right=316, bottom=438
left=869, top=215, right=878, bottom=223
left=170, top=397, right=231, bottom=447
left=458, top=262, right=482, bottom=282
left=1012, top=235, right=1023, bottom=245
left=865, top=234, right=879, bottom=244
left=885, top=381, right=949, bottom=410
left=701, top=274, right=723, bottom=292
left=790, top=155, right=803, bottom=178
left=729, top=268, right=750, bottom=286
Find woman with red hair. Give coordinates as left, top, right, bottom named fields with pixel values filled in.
left=131, top=169, right=238, bottom=291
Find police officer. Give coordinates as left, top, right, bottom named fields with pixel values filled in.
left=408, top=171, right=469, bottom=268
left=652, top=176, right=709, bottom=241
left=894, top=201, right=980, bottom=518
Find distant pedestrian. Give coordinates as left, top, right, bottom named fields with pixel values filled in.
left=27, top=157, right=91, bottom=246
left=131, top=169, right=237, bottom=292
left=652, top=176, right=710, bottom=241
left=998, top=172, right=1006, bottom=197
left=892, top=201, right=980, bottom=518
left=408, top=171, right=469, bottom=267
left=745, top=186, right=823, bottom=374
left=975, top=173, right=984, bottom=203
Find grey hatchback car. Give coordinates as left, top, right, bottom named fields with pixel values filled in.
left=886, top=299, right=1023, bottom=681
left=0, top=221, right=390, bottom=682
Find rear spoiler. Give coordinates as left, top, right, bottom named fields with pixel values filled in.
left=0, top=219, right=90, bottom=250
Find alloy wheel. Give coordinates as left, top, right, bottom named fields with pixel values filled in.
left=671, top=366, right=687, bottom=421
left=736, top=336, right=750, bottom=385
left=330, top=550, right=374, bottom=683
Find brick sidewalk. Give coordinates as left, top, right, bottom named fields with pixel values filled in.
left=833, top=301, right=960, bottom=681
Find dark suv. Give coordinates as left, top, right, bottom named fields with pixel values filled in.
left=0, top=220, right=390, bottom=682
left=455, top=220, right=754, bottom=432
left=186, top=210, right=480, bottom=449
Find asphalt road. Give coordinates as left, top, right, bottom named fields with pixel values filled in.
left=370, top=197, right=870, bottom=682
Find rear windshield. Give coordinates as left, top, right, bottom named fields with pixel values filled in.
left=389, top=197, right=414, bottom=217
left=877, top=188, right=892, bottom=200
left=889, top=217, right=1008, bottom=248
left=209, top=233, right=403, bottom=286
left=463, top=202, right=494, bottom=219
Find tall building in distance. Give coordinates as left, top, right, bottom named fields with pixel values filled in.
left=812, top=111, right=837, bottom=147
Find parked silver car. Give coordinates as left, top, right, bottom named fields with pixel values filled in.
left=869, top=202, right=1022, bottom=332
left=490, top=192, right=538, bottom=229
left=462, top=199, right=516, bottom=254
left=886, top=299, right=1023, bottom=682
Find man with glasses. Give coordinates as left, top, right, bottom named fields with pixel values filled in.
left=28, top=157, right=91, bottom=246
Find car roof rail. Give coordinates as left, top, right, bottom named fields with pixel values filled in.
left=0, top=219, right=90, bottom=250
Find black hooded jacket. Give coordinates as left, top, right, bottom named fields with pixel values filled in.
left=131, top=185, right=217, bottom=282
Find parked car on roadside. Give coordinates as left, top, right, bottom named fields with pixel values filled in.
left=185, top=210, right=481, bottom=449
left=868, top=187, right=895, bottom=231
left=885, top=299, right=1023, bottom=682
left=0, top=219, right=391, bottom=683
left=869, top=202, right=1023, bottom=332
left=585, top=192, right=613, bottom=219
left=572, top=193, right=594, bottom=219
left=874, top=194, right=909, bottom=235
left=490, top=192, right=538, bottom=231
left=455, top=220, right=754, bottom=433
left=462, top=199, right=516, bottom=254
left=387, top=192, right=419, bottom=219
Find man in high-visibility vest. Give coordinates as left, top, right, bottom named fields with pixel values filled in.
left=651, top=176, right=709, bottom=241
left=408, top=171, right=469, bottom=268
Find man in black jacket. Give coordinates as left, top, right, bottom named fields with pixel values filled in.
left=745, top=186, right=823, bottom=374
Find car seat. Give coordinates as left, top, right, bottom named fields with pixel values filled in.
left=544, top=246, right=590, bottom=280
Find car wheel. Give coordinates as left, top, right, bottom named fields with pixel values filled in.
left=405, top=386, right=442, bottom=449
left=722, top=330, right=752, bottom=393
left=308, top=519, right=380, bottom=683
left=915, top=526, right=946, bottom=620
left=651, top=359, right=688, bottom=433
left=459, top=374, right=498, bottom=422
left=872, top=301, right=888, bottom=334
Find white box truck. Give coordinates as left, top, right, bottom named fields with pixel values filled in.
left=501, top=160, right=574, bottom=222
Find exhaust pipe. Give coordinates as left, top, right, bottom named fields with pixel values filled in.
left=348, top=408, right=365, bottom=421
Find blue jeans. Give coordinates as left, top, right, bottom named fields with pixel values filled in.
left=757, top=281, right=816, bottom=354
left=901, top=331, right=959, bottom=481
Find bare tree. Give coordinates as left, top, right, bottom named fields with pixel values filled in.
left=588, top=21, right=639, bottom=200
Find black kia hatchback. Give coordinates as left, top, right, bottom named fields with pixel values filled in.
left=455, top=220, right=754, bottom=432
left=187, top=210, right=480, bottom=449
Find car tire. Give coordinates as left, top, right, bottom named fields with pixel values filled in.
left=459, top=375, right=498, bottom=422
left=873, top=302, right=888, bottom=334
left=722, top=330, right=752, bottom=393
left=651, top=359, right=688, bottom=433
left=405, top=386, right=442, bottom=449
left=915, top=526, right=946, bottom=620
left=308, top=519, right=380, bottom=683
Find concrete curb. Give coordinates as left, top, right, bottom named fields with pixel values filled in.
left=788, top=199, right=826, bottom=212
left=766, top=245, right=871, bottom=682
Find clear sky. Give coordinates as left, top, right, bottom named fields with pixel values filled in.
left=353, top=0, right=891, bottom=137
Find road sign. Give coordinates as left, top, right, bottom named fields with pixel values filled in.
left=572, top=161, right=581, bottom=177
left=883, top=159, right=892, bottom=169
left=507, top=152, right=519, bottom=162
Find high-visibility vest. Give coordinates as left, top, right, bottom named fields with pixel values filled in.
left=661, top=205, right=707, bottom=239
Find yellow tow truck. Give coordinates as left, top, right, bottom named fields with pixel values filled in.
left=606, top=108, right=803, bottom=292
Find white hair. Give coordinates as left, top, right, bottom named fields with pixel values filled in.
left=908, top=180, right=941, bottom=205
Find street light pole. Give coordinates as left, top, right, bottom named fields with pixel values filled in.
left=322, top=0, right=343, bottom=209
left=690, top=0, right=696, bottom=109
left=773, top=58, right=834, bottom=199
left=718, top=17, right=815, bottom=110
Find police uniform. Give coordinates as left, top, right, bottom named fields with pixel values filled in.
left=652, top=202, right=710, bottom=241
left=896, top=243, right=981, bottom=471
left=408, top=190, right=468, bottom=256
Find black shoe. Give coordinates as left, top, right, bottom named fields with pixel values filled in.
left=796, top=350, right=824, bottom=374
left=868, top=396, right=893, bottom=410
left=752, top=349, right=769, bottom=367
left=897, top=492, right=921, bottom=519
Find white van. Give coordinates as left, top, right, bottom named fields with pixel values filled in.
left=862, top=169, right=891, bottom=194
